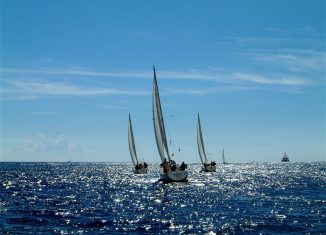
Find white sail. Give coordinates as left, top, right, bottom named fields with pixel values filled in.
left=222, top=148, right=226, bottom=164
left=152, top=67, right=171, bottom=163
left=128, top=114, right=138, bottom=166
left=197, top=113, right=208, bottom=164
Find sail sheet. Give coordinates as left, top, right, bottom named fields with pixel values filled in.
left=128, top=114, right=138, bottom=166
left=197, top=114, right=207, bottom=164
left=152, top=67, right=171, bottom=163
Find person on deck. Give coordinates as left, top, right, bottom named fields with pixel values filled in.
left=179, top=162, right=186, bottom=171
left=163, top=162, right=169, bottom=173
left=160, top=158, right=167, bottom=167
left=171, top=164, right=177, bottom=171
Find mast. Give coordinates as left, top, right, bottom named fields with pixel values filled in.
left=152, top=66, right=171, bottom=162
left=128, top=114, right=138, bottom=166
left=197, top=113, right=207, bottom=164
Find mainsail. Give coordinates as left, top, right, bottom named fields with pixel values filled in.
left=128, top=114, right=138, bottom=166
left=152, top=66, right=171, bottom=163
left=222, top=148, right=226, bottom=164
left=197, top=113, right=208, bottom=164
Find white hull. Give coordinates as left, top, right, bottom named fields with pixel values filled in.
left=134, top=167, right=148, bottom=174
left=202, top=165, right=216, bottom=172
left=159, top=170, right=188, bottom=182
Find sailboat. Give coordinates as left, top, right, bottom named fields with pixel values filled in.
left=222, top=148, right=227, bottom=164
left=128, top=113, right=148, bottom=174
left=197, top=113, right=217, bottom=172
left=281, top=152, right=290, bottom=162
left=152, top=66, right=188, bottom=182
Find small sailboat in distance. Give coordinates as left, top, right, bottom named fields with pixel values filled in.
left=128, top=114, right=148, bottom=174
left=222, top=148, right=227, bottom=164
left=281, top=152, right=290, bottom=162
left=152, top=66, right=188, bottom=182
left=197, top=113, right=217, bottom=172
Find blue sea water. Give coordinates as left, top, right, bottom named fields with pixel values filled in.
left=0, top=162, right=325, bottom=234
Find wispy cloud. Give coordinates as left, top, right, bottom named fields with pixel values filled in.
left=1, top=66, right=224, bottom=82
left=15, top=134, right=84, bottom=153
left=0, top=67, right=151, bottom=79
left=2, top=79, right=149, bottom=100
left=205, top=28, right=324, bottom=78
left=166, top=85, right=256, bottom=95
left=208, top=26, right=325, bottom=48
left=2, top=66, right=312, bottom=84
left=232, top=73, right=309, bottom=86
left=267, top=26, right=325, bottom=37
left=209, top=36, right=294, bottom=46
left=1, top=49, right=320, bottom=100
left=162, top=73, right=309, bottom=95
left=251, top=49, right=325, bottom=74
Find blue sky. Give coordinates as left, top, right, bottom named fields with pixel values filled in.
left=1, top=0, right=325, bottom=163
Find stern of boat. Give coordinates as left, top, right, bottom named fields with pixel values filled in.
left=134, top=167, right=148, bottom=174
left=203, top=165, right=216, bottom=172
left=159, top=170, right=188, bottom=182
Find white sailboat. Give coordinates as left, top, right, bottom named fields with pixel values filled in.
left=128, top=113, right=148, bottom=174
left=222, top=148, right=227, bottom=164
left=197, top=113, right=217, bottom=172
left=152, top=66, right=188, bottom=182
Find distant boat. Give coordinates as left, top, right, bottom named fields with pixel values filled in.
left=197, top=113, right=217, bottom=172
left=128, top=113, right=148, bottom=174
left=152, top=66, right=188, bottom=182
left=281, top=152, right=290, bottom=162
left=222, top=148, right=227, bottom=164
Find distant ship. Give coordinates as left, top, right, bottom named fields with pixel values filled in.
left=281, top=152, right=290, bottom=162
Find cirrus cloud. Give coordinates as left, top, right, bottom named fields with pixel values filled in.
left=15, top=134, right=84, bottom=153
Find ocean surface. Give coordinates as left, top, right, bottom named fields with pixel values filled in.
left=0, top=162, right=325, bottom=234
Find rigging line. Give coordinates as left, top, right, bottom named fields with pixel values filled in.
left=173, top=113, right=181, bottom=153
left=152, top=114, right=174, bottom=120
left=167, top=111, right=181, bottom=156
left=159, top=85, right=181, bottom=158
left=163, top=112, right=175, bottom=158
left=168, top=115, right=182, bottom=158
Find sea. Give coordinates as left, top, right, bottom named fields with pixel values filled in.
left=0, top=162, right=325, bottom=234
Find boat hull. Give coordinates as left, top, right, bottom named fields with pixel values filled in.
left=202, top=165, right=216, bottom=172
left=134, top=167, right=148, bottom=174
left=159, top=170, right=188, bottom=182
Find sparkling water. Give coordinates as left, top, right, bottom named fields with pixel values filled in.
left=1, top=162, right=325, bottom=234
